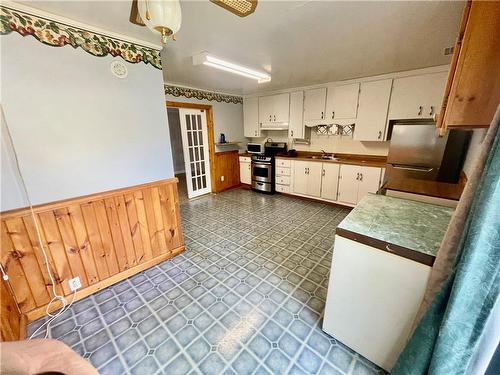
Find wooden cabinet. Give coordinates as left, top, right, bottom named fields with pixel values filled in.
left=304, top=88, right=327, bottom=124
left=438, top=1, right=500, bottom=134
left=353, top=79, right=393, bottom=141
left=239, top=156, right=251, bottom=185
left=289, top=91, right=304, bottom=139
left=325, top=83, right=360, bottom=120
left=243, top=98, right=260, bottom=138
left=338, top=165, right=382, bottom=205
left=259, top=93, right=290, bottom=125
left=293, top=160, right=322, bottom=197
left=320, top=163, right=340, bottom=201
left=388, top=72, right=447, bottom=120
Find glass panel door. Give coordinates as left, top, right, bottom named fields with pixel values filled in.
left=178, top=109, right=212, bottom=198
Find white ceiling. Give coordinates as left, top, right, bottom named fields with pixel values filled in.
left=17, top=1, right=465, bottom=95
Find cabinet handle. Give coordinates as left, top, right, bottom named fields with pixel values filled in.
left=305, top=167, right=307, bottom=175
left=360, top=173, right=363, bottom=181
left=269, top=115, right=272, bottom=121
left=321, top=111, right=324, bottom=119
left=291, top=130, right=294, bottom=137
left=332, top=111, right=335, bottom=119
left=322, top=169, right=325, bottom=176
left=356, top=173, right=360, bottom=180
left=378, top=131, right=382, bottom=140
left=418, top=106, right=423, bottom=116
left=274, top=114, right=276, bottom=121
left=429, top=106, right=434, bottom=116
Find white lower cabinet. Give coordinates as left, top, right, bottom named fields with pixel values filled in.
left=275, top=157, right=292, bottom=193
left=239, top=157, right=251, bottom=185
left=338, top=165, right=382, bottom=205
left=320, top=163, right=340, bottom=201
left=292, top=161, right=322, bottom=197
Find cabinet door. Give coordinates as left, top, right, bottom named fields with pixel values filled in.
left=273, top=93, right=290, bottom=123
left=304, top=88, right=327, bottom=123
left=338, top=164, right=360, bottom=205
left=326, top=83, right=360, bottom=120
left=258, top=95, right=274, bottom=124
left=293, top=161, right=309, bottom=196
left=307, top=162, right=323, bottom=197
left=388, top=72, right=447, bottom=120
left=289, top=91, right=304, bottom=138
left=353, top=79, right=393, bottom=141
left=357, top=167, right=382, bottom=202
left=321, top=163, right=340, bottom=201
left=243, top=97, right=260, bottom=137
left=240, top=162, right=251, bottom=184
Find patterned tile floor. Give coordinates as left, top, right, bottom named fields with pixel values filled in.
left=29, top=189, right=386, bottom=375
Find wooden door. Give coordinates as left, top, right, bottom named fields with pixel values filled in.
left=258, top=95, right=274, bottom=124
left=179, top=109, right=212, bottom=198
left=321, top=163, right=340, bottom=201
left=388, top=72, right=447, bottom=120
left=441, top=1, right=500, bottom=128
left=293, top=160, right=309, bottom=196
left=243, top=97, right=260, bottom=137
left=354, top=79, right=393, bottom=141
left=338, top=164, right=360, bottom=205
left=326, top=83, right=360, bottom=120
left=272, top=93, right=290, bottom=123
left=304, top=88, right=327, bottom=123
left=357, top=167, right=382, bottom=203
left=289, top=91, right=304, bottom=139
left=307, top=162, right=323, bottom=197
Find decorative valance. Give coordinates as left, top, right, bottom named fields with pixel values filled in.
left=165, top=85, right=243, bottom=104
left=0, top=5, right=162, bottom=69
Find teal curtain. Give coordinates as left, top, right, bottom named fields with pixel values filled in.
left=391, top=128, right=500, bottom=375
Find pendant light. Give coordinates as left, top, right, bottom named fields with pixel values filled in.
left=138, top=0, right=182, bottom=44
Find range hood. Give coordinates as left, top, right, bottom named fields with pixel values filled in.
left=260, top=122, right=289, bottom=131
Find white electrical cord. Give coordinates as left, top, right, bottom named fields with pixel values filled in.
left=1, top=104, right=76, bottom=339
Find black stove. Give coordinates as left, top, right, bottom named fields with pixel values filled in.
left=251, top=142, right=287, bottom=194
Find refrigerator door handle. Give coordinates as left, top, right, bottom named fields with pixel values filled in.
left=391, top=164, right=434, bottom=173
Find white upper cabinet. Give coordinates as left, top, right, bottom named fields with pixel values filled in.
left=388, top=71, right=447, bottom=120
left=289, top=91, right=304, bottom=139
left=259, top=93, right=290, bottom=125
left=243, top=97, right=260, bottom=138
left=304, top=88, right=327, bottom=124
left=353, top=79, right=393, bottom=142
left=325, top=83, right=360, bottom=120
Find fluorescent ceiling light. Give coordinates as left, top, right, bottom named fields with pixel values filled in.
left=193, top=52, right=271, bottom=83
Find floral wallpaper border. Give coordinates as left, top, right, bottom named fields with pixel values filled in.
left=165, top=85, right=243, bottom=104
left=0, top=5, right=162, bottom=69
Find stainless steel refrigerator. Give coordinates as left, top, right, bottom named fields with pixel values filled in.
left=386, top=121, right=471, bottom=183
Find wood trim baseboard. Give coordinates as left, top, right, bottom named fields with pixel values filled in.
left=26, top=245, right=185, bottom=321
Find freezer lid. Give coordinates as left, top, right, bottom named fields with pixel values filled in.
left=387, top=123, right=448, bottom=167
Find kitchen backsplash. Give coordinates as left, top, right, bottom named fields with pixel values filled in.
left=249, top=130, right=390, bottom=156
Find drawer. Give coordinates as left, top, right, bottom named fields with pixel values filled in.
left=276, top=176, right=291, bottom=185
left=276, top=159, right=291, bottom=168
left=276, top=184, right=290, bottom=193
left=239, top=156, right=251, bottom=163
left=276, top=167, right=291, bottom=176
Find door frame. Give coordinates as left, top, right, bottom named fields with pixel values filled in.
left=166, top=101, right=216, bottom=193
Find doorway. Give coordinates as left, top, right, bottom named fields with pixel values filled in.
left=167, top=102, right=215, bottom=201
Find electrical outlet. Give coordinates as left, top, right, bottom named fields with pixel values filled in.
left=68, top=277, right=81, bottom=292
left=221, top=176, right=225, bottom=182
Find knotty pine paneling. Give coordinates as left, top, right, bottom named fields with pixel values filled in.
left=213, top=150, right=241, bottom=193
left=0, top=178, right=184, bottom=321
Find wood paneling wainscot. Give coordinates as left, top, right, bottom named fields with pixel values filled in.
left=0, top=178, right=184, bottom=326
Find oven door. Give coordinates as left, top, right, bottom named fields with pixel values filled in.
left=252, top=162, right=272, bottom=183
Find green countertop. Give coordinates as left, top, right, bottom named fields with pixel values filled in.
left=337, top=194, right=454, bottom=258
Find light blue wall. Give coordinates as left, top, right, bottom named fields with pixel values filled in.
left=1, top=33, right=174, bottom=210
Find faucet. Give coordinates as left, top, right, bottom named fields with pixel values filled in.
left=321, top=149, right=328, bottom=157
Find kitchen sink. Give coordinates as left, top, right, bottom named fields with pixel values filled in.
left=307, top=155, right=339, bottom=161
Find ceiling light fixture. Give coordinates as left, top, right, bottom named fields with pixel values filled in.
left=137, top=0, right=182, bottom=44
left=193, top=52, right=271, bottom=83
